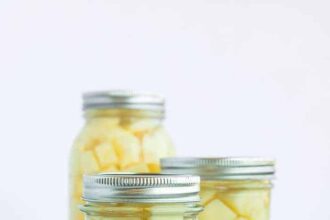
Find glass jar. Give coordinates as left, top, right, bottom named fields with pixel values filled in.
left=161, top=157, right=275, bottom=220
left=80, top=173, right=203, bottom=220
left=70, top=91, right=175, bottom=220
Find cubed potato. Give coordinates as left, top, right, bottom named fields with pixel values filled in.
left=95, top=142, right=118, bottom=168
left=221, top=190, right=270, bottom=220
left=128, top=119, right=160, bottom=133
left=142, top=128, right=174, bottom=164
left=122, top=163, right=150, bottom=172
left=199, top=199, right=237, bottom=220
left=200, top=189, right=217, bottom=205
left=80, top=151, right=99, bottom=173
left=111, top=128, right=141, bottom=168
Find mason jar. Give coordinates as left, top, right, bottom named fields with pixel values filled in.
left=80, top=173, right=203, bottom=220
left=161, top=157, right=275, bottom=220
left=69, top=91, right=175, bottom=220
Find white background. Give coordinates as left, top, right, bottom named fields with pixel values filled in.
left=1, top=0, right=330, bottom=219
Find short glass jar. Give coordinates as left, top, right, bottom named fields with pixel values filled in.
left=80, top=173, right=203, bottom=220
left=69, top=91, right=175, bottom=220
left=161, top=157, right=275, bottom=220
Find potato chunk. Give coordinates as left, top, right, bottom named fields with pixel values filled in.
left=95, top=142, right=118, bottom=168
left=199, top=199, right=237, bottom=220
left=142, top=128, right=174, bottom=164
left=221, top=190, right=270, bottom=220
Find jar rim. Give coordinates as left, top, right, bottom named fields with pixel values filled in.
left=82, top=173, right=201, bottom=203
left=161, top=157, right=276, bottom=180
left=83, top=90, right=165, bottom=113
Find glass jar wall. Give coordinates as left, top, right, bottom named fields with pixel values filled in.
left=199, top=180, right=271, bottom=220
left=161, top=157, right=275, bottom=220
left=69, top=91, right=175, bottom=220
left=81, top=203, right=201, bottom=220
left=80, top=174, right=202, bottom=220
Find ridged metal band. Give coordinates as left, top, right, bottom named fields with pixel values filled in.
left=83, top=173, right=200, bottom=203
left=83, top=90, right=165, bottom=112
left=161, top=157, right=276, bottom=180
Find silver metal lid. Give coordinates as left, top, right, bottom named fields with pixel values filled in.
left=161, top=157, right=276, bottom=180
left=83, top=90, right=165, bottom=112
left=83, top=173, right=200, bottom=203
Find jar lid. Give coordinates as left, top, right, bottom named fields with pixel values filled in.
left=161, top=157, right=275, bottom=180
left=83, top=90, right=165, bottom=112
left=83, top=173, right=200, bottom=203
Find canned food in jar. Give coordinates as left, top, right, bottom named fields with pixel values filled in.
left=80, top=173, right=203, bottom=220
left=70, top=91, right=175, bottom=220
left=161, top=157, right=275, bottom=220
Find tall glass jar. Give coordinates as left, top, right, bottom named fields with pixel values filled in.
left=70, top=91, right=175, bottom=220
left=80, top=174, right=203, bottom=220
left=161, top=157, right=275, bottom=220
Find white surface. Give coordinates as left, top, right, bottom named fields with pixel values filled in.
left=1, top=0, right=330, bottom=219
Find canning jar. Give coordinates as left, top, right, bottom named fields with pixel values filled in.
left=80, top=173, right=203, bottom=220
left=69, top=91, right=175, bottom=220
left=161, top=157, right=275, bottom=220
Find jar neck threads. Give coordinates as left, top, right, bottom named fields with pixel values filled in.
left=80, top=202, right=202, bottom=218
left=201, top=180, right=273, bottom=191
left=84, top=108, right=164, bottom=120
